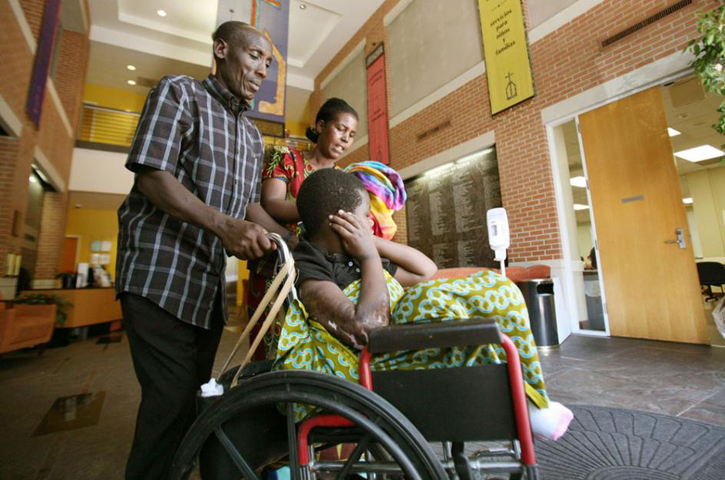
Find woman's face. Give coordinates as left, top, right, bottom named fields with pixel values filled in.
left=316, top=113, right=358, bottom=160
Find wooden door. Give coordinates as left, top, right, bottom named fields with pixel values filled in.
left=579, top=87, right=708, bottom=344
left=60, top=237, right=78, bottom=273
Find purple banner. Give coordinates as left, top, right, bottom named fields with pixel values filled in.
left=26, top=0, right=61, bottom=127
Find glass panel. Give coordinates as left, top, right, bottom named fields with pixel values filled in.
left=558, top=120, right=606, bottom=332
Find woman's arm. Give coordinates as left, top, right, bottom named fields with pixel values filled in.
left=374, top=237, right=437, bottom=287
left=260, top=178, right=302, bottom=223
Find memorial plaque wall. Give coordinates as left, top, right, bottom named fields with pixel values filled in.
left=405, top=148, right=501, bottom=269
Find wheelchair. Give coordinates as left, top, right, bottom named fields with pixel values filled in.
left=169, top=234, right=541, bottom=480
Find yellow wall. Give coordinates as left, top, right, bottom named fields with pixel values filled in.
left=687, top=165, right=725, bottom=261
left=286, top=96, right=311, bottom=138
left=83, top=83, right=147, bottom=113
left=64, top=209, right=119, bottom=277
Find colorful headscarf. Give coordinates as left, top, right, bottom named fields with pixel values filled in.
left=344, top=161, right=407, bottom=240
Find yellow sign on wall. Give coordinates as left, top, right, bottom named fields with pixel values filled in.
left=478, top=0, right=534, bottom=115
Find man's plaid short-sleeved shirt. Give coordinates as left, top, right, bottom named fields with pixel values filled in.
left=116, top=74, right=264, bottom=329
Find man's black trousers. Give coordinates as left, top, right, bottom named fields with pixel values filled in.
left=121, top=292, right=224, bottom=480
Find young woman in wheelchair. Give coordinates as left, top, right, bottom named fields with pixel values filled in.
left=270, top=168, right=572, bottom=441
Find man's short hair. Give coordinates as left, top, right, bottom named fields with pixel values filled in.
left=297, top=169, right=367, bottom=237
left=212, top=21, right=255, bottom=49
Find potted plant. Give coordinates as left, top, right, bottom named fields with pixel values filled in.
left=12, top=293, right=73, bottom=326
left=686, top=3, right=725, bottom=137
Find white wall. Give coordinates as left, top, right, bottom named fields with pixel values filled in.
left=387, top=0, right=483, bottom=118
left=527, top=0, right=580, bottom=28
left=69, top=148, right=134, bottom=194
left=577, top=223, right=593, bottom=260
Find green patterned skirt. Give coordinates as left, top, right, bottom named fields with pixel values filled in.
left=273, top=270, right=549, bottom=421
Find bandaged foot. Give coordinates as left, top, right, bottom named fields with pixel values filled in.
left=528, top=401, right=573, bottom=440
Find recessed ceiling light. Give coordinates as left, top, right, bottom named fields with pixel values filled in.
left=667, top=127, right=680, bottom=137
left=127, top=65, right=136, bottom=71
left=299, top=3, right=307, bottom=9
left=674, top=145, right=724, bottom=162
left=682, top=197, right=693, bottom=205
left=569, top=176, right=587, bottom=188
left=127, top=80, right=136, bottom=85
left=157, top=9, right=167, bottom=17
left=573, top=204, right=589, bottom=211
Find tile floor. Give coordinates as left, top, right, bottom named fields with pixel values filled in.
left=1, top=331, right=724, bottom=479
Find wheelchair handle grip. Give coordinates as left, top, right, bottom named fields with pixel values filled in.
left=367, top=318, right=502, bottom=354
left=266, top=232, right=298, bottom=302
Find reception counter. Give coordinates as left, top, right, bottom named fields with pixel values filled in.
left=21, top=287, right=121, bottom=329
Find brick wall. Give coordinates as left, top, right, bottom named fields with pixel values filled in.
left=35, top=191, right=67, bottom=278
left=55, top=31, right=90, bottom=129
left=0, top=138, right=20, bottom=268
left=19, top=0, right=43, bottom=41
left=0, top=0, right=89, bottom=280
left=312, top=0, right=716, bottom=262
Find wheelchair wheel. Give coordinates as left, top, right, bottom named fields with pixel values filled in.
left=169, top=370, right=447, bottom=480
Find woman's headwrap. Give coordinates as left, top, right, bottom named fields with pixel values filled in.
left=344, top=161, right=407, bottom=240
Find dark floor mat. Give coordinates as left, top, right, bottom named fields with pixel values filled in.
left=535, top=405, right=725, bottom=480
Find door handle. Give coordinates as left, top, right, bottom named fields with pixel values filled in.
left=664, top=227, right=686, bottom=249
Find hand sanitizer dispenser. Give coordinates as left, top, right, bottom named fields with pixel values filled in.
left=487, top=208, right=510, bottom=274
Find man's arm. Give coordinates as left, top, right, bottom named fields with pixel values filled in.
left=136, top=166, right=273, bottom=259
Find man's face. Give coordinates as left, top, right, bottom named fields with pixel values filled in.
left=215, top=30, right=273, bottom=102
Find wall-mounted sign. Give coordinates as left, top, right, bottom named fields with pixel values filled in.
left=366, top=44, right=390, bottom=165
left=478, top=0, right=534, bottom=115
left=216, top=0, right=289, bottom=123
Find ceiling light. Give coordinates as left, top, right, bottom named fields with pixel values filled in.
left=674, top=145, right=724, bottom=162
left=573, top=204, right=589, bottom=211
left=29, top=176, right=37, bottom=183
left=667, top=128, right=680, bottom=137
left=127, top=80, right=136, bottom=85
left=299, top=3, right=307, bottom=9
left=682, top=197, right=693, bottom=205
left=569, top=176, right=587, bottom=188
left=127, top=65, right=136, bottom=71
left=157, top=9, right=167, bottom=17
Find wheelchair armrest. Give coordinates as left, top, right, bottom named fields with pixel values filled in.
left=367, top=318, right=502, bottom=354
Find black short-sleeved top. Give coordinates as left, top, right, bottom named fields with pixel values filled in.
left=116, top=74, right=264, bottom=329
left=293, top=239, right=398, bottom=290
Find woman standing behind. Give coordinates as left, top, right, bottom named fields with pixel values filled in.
left=261, top=98, right=358, bottom=234
left=247, top=98, right=358, bottom=357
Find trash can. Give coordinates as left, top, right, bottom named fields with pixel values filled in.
left=517, top=279, right=559, bottom=350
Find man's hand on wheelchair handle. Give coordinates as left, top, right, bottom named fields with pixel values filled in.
left=217, top=217, right=276, bottom=260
